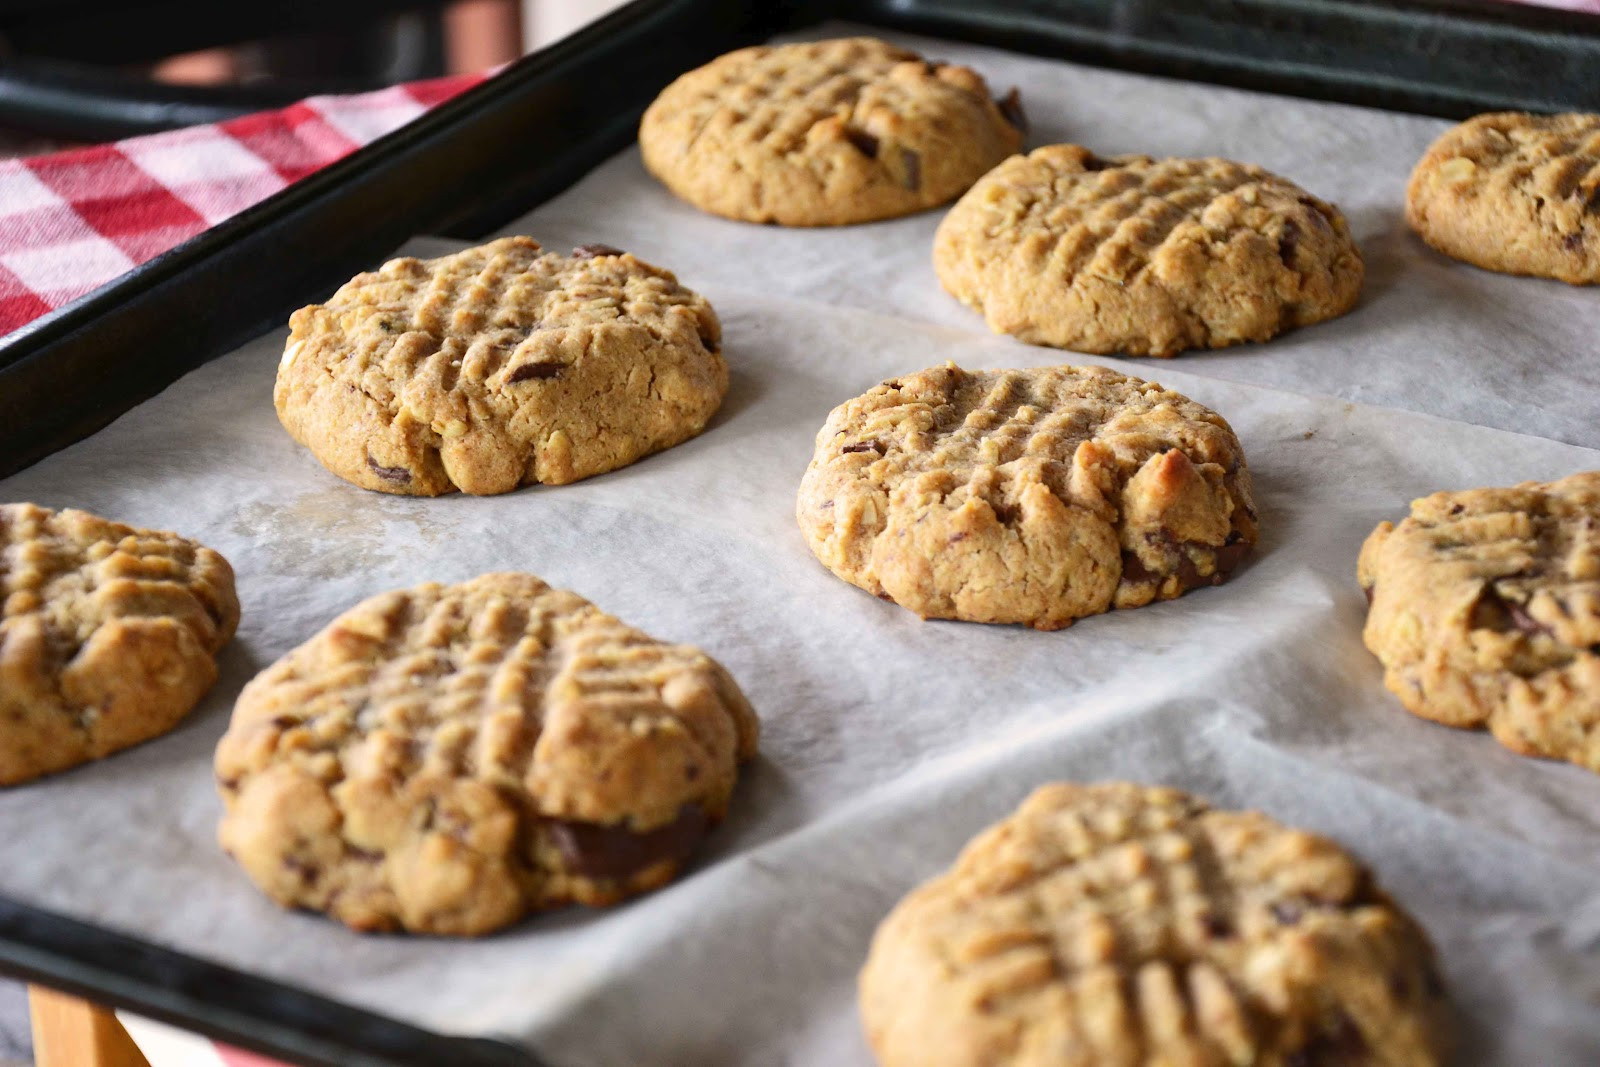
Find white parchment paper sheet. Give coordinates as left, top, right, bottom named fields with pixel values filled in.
left=1, top=24, right=1597, bottom=1067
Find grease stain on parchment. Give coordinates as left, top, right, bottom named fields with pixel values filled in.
left=232, top=489, right=448, bottom=578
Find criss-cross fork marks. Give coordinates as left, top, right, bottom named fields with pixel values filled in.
left=1406, top=112, right=1600, bottom=284
left=0, top=504, right=235, bottom=677
left=988, top=152, right=1332, bottom=292
left=278, top=235, right=727, bottom=495
left=938, top=145, right=1361, bottom=356
left=1398, top=473, right=1600, bottom=662
left=671, top=39, right=922, bottom=159
left=717, top=59, right=884, bottom=156
left=952, top=824, right=1269, bottom=1050
left=0, top=504, right=237, bottom=784
left=643, top=37, right=1020, bottom=225
left=1359, top=473, right=1600, bottom=773
left=1042, top=164, right=1265, bottom=288
left=799, top=365, right=1257, bottom=629
left=1444, top=113, right=1600, bottom=211
left=235, top=573, right=739, bottom=788
left=828, top=365, right=1241, bottom=513
left=215, top=572, right=757, bottom=932
left=863, top=784, right=1449, bottom=1066
left=320, top=236, right=711, bottom=401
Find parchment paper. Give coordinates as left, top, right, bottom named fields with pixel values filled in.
left=1, top=24, right=1597, bottom=1067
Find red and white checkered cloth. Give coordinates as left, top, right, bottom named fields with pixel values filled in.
left=120, top=1011, right=296, bottom=1067
left=0, top=72, right=484, bottom=336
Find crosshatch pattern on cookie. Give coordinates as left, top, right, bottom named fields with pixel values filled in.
left=934, top=145, right=1363, bottom=356
left=640, top=37, right=1023, bottom=225
left=215, top=572, right=759, bottom=935
left=0, top=503, right=239, bottom=785
left=274, top=236, right=727, bottom=496
left=797, top=364, right=1257, bottom=630
left=860, top=783, right=1453, bottom=1067
left=1359, top=471, right=1600, bottom=773
left=1407, top=112, right=1600, bottom=284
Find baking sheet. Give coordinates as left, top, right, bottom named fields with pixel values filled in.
left=2, top=23, right=1599, bottom=1067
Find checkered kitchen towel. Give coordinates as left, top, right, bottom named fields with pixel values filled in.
left=0, top=72, right=482, bottom=336
left=120, top=1012, right=293, bottom=1067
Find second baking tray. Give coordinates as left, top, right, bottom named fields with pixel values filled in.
left=2, top=2, right=1599, bottom=1066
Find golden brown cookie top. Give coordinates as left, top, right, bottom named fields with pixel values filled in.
left=1358, top=471, right=1600, bottom=771
left=274, top=236, right=727, bottom=496
left=934, top=144, right=1363, bottom=356
left=860, top=782, right=1452, bottom=1067
left=215, top=571, right=759, bottom=934
left=0, top=502, right=239, bottom=784
left=218, top=571, right=758, bottom=826
left=640, top=37, right=1023, bottom=226
left=796, top=363, right=1256, bottom=630
left=1406, top=112, right=1600, bottom=284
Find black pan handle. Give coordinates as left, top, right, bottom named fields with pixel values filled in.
left=0, top=897, right=542, bottom=1067
left=0, top=55, right=390, bottom=140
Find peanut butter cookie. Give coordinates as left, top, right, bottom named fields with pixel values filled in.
left=934, top=145, right=1363, bottom=357
left=640, top=37, right=1024, bottom=226
left=1406, top=111, right=1599, bottom=284
left=796, top=363, right=1257, bottom=630
left=1358, top=471, right=1600, bottom=773
left=860, top=782, right=1452, bottom=1067
left=215, top=571, right=759, bottom=935
left=274, top=237, right=727, bottom=496
left=0, top=503, right=238, bottom=785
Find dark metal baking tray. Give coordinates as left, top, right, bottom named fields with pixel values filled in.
left=0, top=0, right=1597, bottom=1063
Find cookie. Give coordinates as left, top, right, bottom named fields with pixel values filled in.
left=274, top=236, right=727, bottom=496
left=933, top=144, right=1364, bottom=357
left=860, top=782, right=1452, bottom=1067
left=1358, top=471, right=1600, bottom=773
left=639, top=37, right=1024, bottom=226
left=0, top=503, right=239, bottom=785
left=1406, top=111, right=1600, bottom=285
left=795, top=363, right=1257, bottom=630
left=215, top=572, right=759, bottom=935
